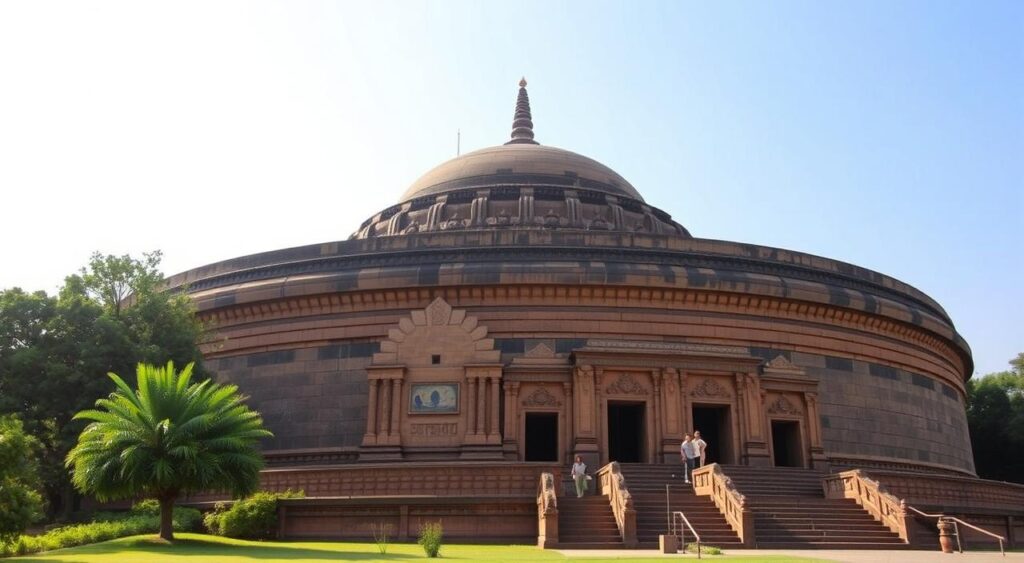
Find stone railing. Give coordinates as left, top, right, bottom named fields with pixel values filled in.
left=823, top=470, right=915, bottom=543
left=863, top=469, right=1024, bottom=514
left=692, top=463, right=754, bottom=547
left=597, top=461, right=637, bottom=548
left=537, top=472, right=559, bottom=548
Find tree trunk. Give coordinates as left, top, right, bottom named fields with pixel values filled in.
left=159, top=495, right=175, bottom=541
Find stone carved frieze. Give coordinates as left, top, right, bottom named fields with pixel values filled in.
left=586, top=340, right=748, bottom=356
left=691, top=378, right=731, bottom=398
left=522, top=387, right=562, bottom=407
left=605, top=373, right=648, bottom=396
left=767, top=395, right=803, bottom=416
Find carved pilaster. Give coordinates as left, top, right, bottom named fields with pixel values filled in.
left=805, top=391, right=827, bottom=468
left=572, top=365, right=599, bottom=465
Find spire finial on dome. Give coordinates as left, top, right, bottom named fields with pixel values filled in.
left=506, top=77, right=539, bottom=145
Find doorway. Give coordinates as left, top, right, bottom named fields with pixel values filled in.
left=607, top=402, right=645, bottom=463
left=525, top=412, right=559, bottom=462
left=691, top=405, right=733, bottom=464
left=771, top=420, right=804, bottom=467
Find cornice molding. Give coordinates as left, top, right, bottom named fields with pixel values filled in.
left=198, top=283, right=965, bottom=379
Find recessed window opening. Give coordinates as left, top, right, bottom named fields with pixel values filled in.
left=431, top=354, right=441, bottom=365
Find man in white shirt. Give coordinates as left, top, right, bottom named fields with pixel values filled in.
left=694, top=430, right=708, bottom=467
left=680, top=434, right=699, bottom=484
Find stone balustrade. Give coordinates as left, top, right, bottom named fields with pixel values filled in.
left=597, top=461, right=637, bottom=547
left=692, top=463, right=753, bottom=547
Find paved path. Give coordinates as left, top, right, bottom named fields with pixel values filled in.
left=556, top=548, right=1021, bottom=561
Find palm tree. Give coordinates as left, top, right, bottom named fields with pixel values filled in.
left=65, top=361, right=272, bottom=541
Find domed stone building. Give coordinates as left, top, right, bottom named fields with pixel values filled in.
left=167, top=81, right=1021, bottom=548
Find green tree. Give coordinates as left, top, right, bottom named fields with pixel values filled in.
left=0, top=415, right=44, bottom=544
left=966, top=352, right=1024, bottom=483
left=0, top=251, right=208, bottom=519
left=66, top=362, right=271, bottom=541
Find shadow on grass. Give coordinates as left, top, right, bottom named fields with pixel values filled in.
left=10, top=536, right=422, bottom=562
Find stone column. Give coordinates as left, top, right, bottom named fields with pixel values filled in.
left=476, top=376, right=487, bottom=435
left=595, top=368, right=605, bottom=465
left=572, top=365, right=599, bottom=467
left=380, top=379, right=393, bottom=436
left=390, top=379, right=403, bottom=443
left=365, top=378, right=379, bottom=442
left=503, top=381, right=520, bottom=459
left=652, top=370, right=663, bottom=462
left=679, top=370, right=690, bottom=433
left=735, top=373, right=749, bottom=461
left=488, top=374, right=500, bottom=442
left=467, top=377, right=478, bottom=437
left=563, top=381, right=573, bottom=463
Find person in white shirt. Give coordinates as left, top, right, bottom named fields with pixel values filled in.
left=680, top=434, right=699, bottom=483
left=694, top=430, right=708, bottom=467
left=571, top=455, right=588, bottom=498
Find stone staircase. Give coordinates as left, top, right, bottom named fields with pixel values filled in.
left=556, top=495, right=624, bottom=548
left=720, top=465, right=909, bottom=549
left=619, top=463, right=743, bottom=548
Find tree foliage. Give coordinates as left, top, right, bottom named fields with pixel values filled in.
left=0, top=252, right=207, bottom=519
left=66, top=362, right=271, bottom=541
left=966, top=352, right=1024, bottom=483
left=0, top=415, right=44, bottom=544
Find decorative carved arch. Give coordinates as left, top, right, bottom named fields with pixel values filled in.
left=372, top=297, right=500, bottom=365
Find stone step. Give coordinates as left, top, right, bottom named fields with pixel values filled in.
left=556, top=541, right=625, bottom=549
left=755, top=541, right=911, bottom=549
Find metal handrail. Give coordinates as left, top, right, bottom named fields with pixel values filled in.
left=672, top=511, right=701, bottom=559
left=905, top=504, right=1005, bottom=556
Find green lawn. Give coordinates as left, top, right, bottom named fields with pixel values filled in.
left=6, top=533, right=826, bottom=562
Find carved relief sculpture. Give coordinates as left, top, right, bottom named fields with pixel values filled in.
left=692, top=378, right=731, bottom=398
left=766, top=395, right=802, bottom=416
left=605, top=373, right=648, bottom=395
left=521, top=387, right=562, bottom=408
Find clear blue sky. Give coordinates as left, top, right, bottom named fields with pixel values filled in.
left=0, top=1, right=1020, bottom=376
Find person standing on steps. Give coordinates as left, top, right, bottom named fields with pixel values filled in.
left=694, top=430, right=708, bottom=467
left=571, top=455, right=589, bottom=498
left=680, top=434, right=699, bottom=483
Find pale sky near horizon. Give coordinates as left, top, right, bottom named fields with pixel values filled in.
left=0, top=1, right=1020, bottom=376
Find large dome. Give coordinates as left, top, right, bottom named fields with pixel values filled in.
left=399, top=143, right=644, bottom=203
left=352, top=79, right=687, bottom=239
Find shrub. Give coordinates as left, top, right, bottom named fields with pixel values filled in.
left=0, top=500, right=201, bottom=557
left=205, top=490, right=303, bottom=540
left=203, top=502, right=228, bottom=536
left=418, top=521, right=443, bottom=558
left=371, top=521, right=393, bottom=554
left=685, top=542, right=722, bottom=555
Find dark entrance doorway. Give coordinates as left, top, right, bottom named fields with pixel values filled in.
left=607, top=402, right=644, bottom=463
left=691, top=405, right=732, bottom=464
left=771, top=420, right=803, bottom=467
left=525, top=412, right=559, bottom=461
